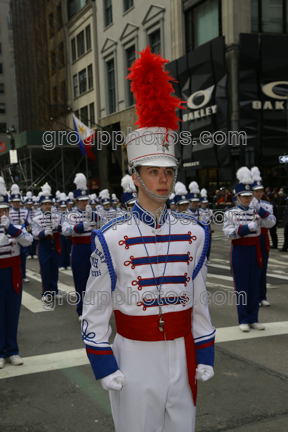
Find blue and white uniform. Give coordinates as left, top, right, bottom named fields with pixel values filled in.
left=82, top=203, right=215, bottom=432
left=59, top=210, right=71, bottom=269
left=223, top=204, right=276, bottom=324
left=9, top=207, right=31, bottom=279
left=199, top=207, right=214, bottom=260
left=0, top=223, right=32, bottom=359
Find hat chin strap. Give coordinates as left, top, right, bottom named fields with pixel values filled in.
left=132, top=166, right=178, bottom=201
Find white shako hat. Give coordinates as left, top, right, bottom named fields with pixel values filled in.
left=0, top=177, right=9, bottom=208
left=10, top=184, right=21, bottom=201
left=200, top=188, right=208, bottom=203
left=40, top=184, right=52, bottom=203
left=73, top=173, right=89, bottom=200
left=59, top=192, right=67, bottom=207
left=174, top=182, right=189, bottom=206
left=234, top=167, right=254, bottom=196
left=251, top=167, right=264, bottom=190
left=187, top=181, right=200, bottom=201
left=125, top=46, right=184, bottom=199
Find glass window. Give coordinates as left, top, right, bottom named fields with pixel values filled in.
left=59, top=42, right=64, bottom=67
left=126, top=45, right=135, bottom=106
left=86, top=25, right=91, bottom=51
left=104, top=0, right=113, bottom=27
left=251, top=0, right=259, bottom=31
left=71, top=38, right=76, bottom=62
left=51, top=52, right=56, bottom=73
left=107, top=59, right=116, bottom=114
left=89, top=103, right=95, bottom=127
left=77, top=31, right=85, bottom=57
left=80, top=106, right=88, bottom=123
left=88, top=64, right=93, bottom=89
left=262, top=0, right=283, bottom=33
left=185, top=8, right=193, bottom=53
left=193, top=0, right=219, bottom=48
left=124, top=0, right=133, bottom=12
left=49, top=13, right=54, bottom=37
left=73, top=74, right=78, bottom=98
left=0, top=103, right=5, bottom=114
left=79, top=68, right=87, bottom=94
left=75, top=109, right=79, bottom=119
left=0, top=123, right=6, bottom=133
left=149, top=29, right=161, bottom=54
left=0, top=83, right=4, bottom=94
left=61, top=81, right=66, bottom=103
left=57, top=4, right=62, bottom=29
left=67, top=0, right=86, bottom=20
left=53, top=86, right=57, bottom=105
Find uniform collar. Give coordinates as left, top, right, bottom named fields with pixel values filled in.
left=131, top=202, right=168, bottom=229
left=237, top=204, right=249, bottom=211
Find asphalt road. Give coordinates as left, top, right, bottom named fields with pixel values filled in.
left=0, top=224, right=287, bottom=432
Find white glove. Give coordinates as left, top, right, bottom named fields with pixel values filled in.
left=52, top=223, right=59, bottom=231
left=196, top=364, right=214, bottom=382
left=248, top=221, right=259, bottom=232
left=101, top=370, right=127, bottom=391
left=250, top=197, right=261, bottom=212
left=85, top=204, right=92, bottom=219
left=1, top=215, right=10, bottom=229
left=44, top=229, right=53, bottom=237
left=83, top=220, right=91, bottom=230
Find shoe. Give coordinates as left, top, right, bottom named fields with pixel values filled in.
left=33, top=255, right=38, bottom=259
left=59, top=267, right=65, bottom=271
left=250, top=323, right=265, bottom=330
left=0, top=358, right=4, bottom=369
left=66, top=266, right=72, bottom=270
left=279, top=248, right=287, bottom=252
left=239, top=324, right=250, bottom=332
left=27, top=256, right=32, bottom=260
left=6, top=355, right=23, bottom=366
left=42, top=294, right=53, bottom=302
left=78, top=315, right=82, bottom=322
left=260, top=300, right=270, bottom=307
left=22, top=278, right=29, bottom=283
left=55, top=291, right=65, bottom=299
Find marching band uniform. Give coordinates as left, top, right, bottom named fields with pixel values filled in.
left=58, top=193, right=72, bottom=270
left=187, top=182, right=200, bottom=219
left=82, top=46, right=215, bottom=432
left=0, top=177, right=33, bottom=368
left=25, top=192, right=38, bottom=259
left=223, top=168, right=276, bottom=331
left=9, top=184, right=31, bottom=283
left=174, top=182, right=189, bottom=213
left=32, top=184, right=62, bottom=300
left=111, top=193, right=121, bottom=212
left=199, top=189, right=214, bottom=261
left=120, top=174, right=137, bottom=211
left=62, top=174, right=99, bottom=319
left=168, top=193, right=176, bottom=210
left=98, top=190, right=116, bottom=225
left=251, top=167, right=274, bottom=307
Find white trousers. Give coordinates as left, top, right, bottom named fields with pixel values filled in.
left=109, top=334, right=196, bottom=432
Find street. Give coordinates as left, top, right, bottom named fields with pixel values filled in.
left=0, top=224, right=287, bottom=432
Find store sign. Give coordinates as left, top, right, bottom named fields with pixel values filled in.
left=252, top=81, right=288, bottom=110
left=183, top=86, right=217, bottom=122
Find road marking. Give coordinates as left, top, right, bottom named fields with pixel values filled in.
left=26, top=269, right=75, bottom=293
left=1, top=321, right=288, bottom=379
left=22, top=291, right=53, bottom=313
left=208, top=264, right=288, bottom=281
left=59, top=269, right=73, bottom=277
left=207, top=273, right=233, bottom=281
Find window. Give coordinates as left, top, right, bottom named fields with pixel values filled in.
left=53, top=86, right=57, bottom=105
left=0, top=103, right=5, bottom=114
left=0, top=64, right=3, bottom=74
left=0, top=123, right=6, bottom=133
left=107, top=58, right=116, bottom=114
left=51, top=52, right=56, bottom=73
left=126, top=45, right=135, bottom=106
left=71, top=38, right=76, bottom=62
left=68, top=0, right=86, bottom=20
left=61, top=81, right=66, bottom=103
left=49, top=13, right=54, bottom=37
left=251, top=0, right=288, bottom=33
left=149, top=29, right=161, bottom=54
left=80, top=105, right=88, bottom=123
left=79, top=68, right=87, bottom=94
left=77, top=30, right=85, bottom=57
left=73, top=74, right=78, bottom=98
left=89, top=103, right=95, bottom=127
left=86, top=25, right=91, bottom=51
left=57, top=4, right=62, bottom=29
left=59, top=42, right=64, bottom=67
left=75, top=109, right=79, bottom=119
left=88, top=64, right=93, bottom=89
left=124, top=0, right=133, bottom=12
left=0, top=83, right=4, bottom=94
left=104, top=0, right=113, bottom=27
left=185, top=0, right=221, bottom=51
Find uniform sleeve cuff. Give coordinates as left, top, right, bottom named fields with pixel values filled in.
left=258, top=207, right=269, bottom=218
left=39, top=230, right=46, bottom=239
left=195, top=339, right=215, bottom=366
left=86, top=345, right=119, bottom=380
left=74, top=223, right=84, bottom=233
left=7, top=224, right=21, bottom=237
left=238, top=224, right=250, bottom=237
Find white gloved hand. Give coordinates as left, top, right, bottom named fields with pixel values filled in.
left=101, top=370, right=127, bottom=391
left=196, top=364, right=214, bottom=382
left=83, top=220, right=91, bottom=231
left=1, top=215, right=10, bottom=229
left=44, top=229, right=53, bottom=237
left=85, top=204, right=92, bottom=219
left=248, top=221, right=259, bottom=232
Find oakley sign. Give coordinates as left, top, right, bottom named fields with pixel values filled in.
left=183, top=85, right=217, bottom=122
left=252, top=81, right=288, bottom=110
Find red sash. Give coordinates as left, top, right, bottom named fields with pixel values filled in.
left=232, top=236, right=262, bottom=268
left=72, top=236, right=91, bottom=245
left=261, top=228, right=270, bottom=255
left=0, top=255, right=22, bottom=295
left=114, top=308, right=197, bottom=406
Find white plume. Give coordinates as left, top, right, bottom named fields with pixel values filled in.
left=38, top=192, right=42, bottom=197
left=26, top=191, right=32, bottom=198
left=200, top=188, right=208, bottom=198
left=170, top=193, right=175, bottom=200
left=90, top=193, right=96, bottom=200
left=32, top=195, right=36, bottom=200
left=236, top=167, right=253, bottom=184
left=251, top=166, right=262, bottom=182
left=112, top=193, right=117, bottom=200
left=42, top=183, right=52, bottom=195
left=99, top=189, right=110, bottom=200
left=0, top=176, right=7, bottom=196
left=175, top=182, right=188, bottom=196
left=121, top=175, right=132, bottom=192
left=68, top=192, right=74, bottom=199
left=74, top=173, right=87, bottom=190
left=56, top=190, right=61, bottom=197
left=60, top=193, right=66, bottom=201
left=188, top=182, right=199, bottom=194
left=11, top=184, right=20, bottom=194
left=0, top=176, right=5, bottom=185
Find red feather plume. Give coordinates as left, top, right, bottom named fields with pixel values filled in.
left=126, top=45, right=185, bottom=131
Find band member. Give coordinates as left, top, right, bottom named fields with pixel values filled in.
left=199, top=189, right=214, bottom=261
left=174, top=182, right=189, bottom=212
left=120, top=174, right=137, bottom=211
left=251, top=167, right=274, bottom=307
left=223, top=167, right=276, bottom=332
left=82, top=46, right=215, bottom=432
left=0, top=177, right=33, bottom=368
left=58, top=193, right=71, bottom=271
left=168, top=193, right=176, bottom=210
left=187, top=182, right=200, bottom=219
left=26, top=192, right=38, bottom=259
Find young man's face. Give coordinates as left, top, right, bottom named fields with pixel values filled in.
left=103, top=203, right=110, bottom=210
left=26, top=203, right=32, bottom=210
left=12, top=201, right=21, bottom=209
left=133, top=166, right=174, bottom=204
left=177, top=202, right=189, bottom=212
left=201, top=202, right=208, bottom=209
left=42, top=202, right=52, bottom=212
left=253, top=189, right=264, bottom=201
left=238, top=195, right=252, bottom=206
left=0, top=207, right=9, bottom=217
left=189, top=201, right=199, bottom=210
left=170, top=203, right=176, bottom=210
left=67, top=203, right=73, bottom=210
left=77, top=199, right=88, bottom=211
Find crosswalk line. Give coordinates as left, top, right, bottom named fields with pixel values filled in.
left=26, top=269, right=75, bottom=293
left=22, top=291, right=53, bottom=313
left=1, top=321, right=288, bottom=379
left=208, top=264, right=288, bottom=281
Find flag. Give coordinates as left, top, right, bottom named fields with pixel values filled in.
left=72, top=114, right=97, bottom=162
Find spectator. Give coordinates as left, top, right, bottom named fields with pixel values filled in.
left=213, top=190, right=220, bottom=204
left=225, top=189, right=233, bottom=204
